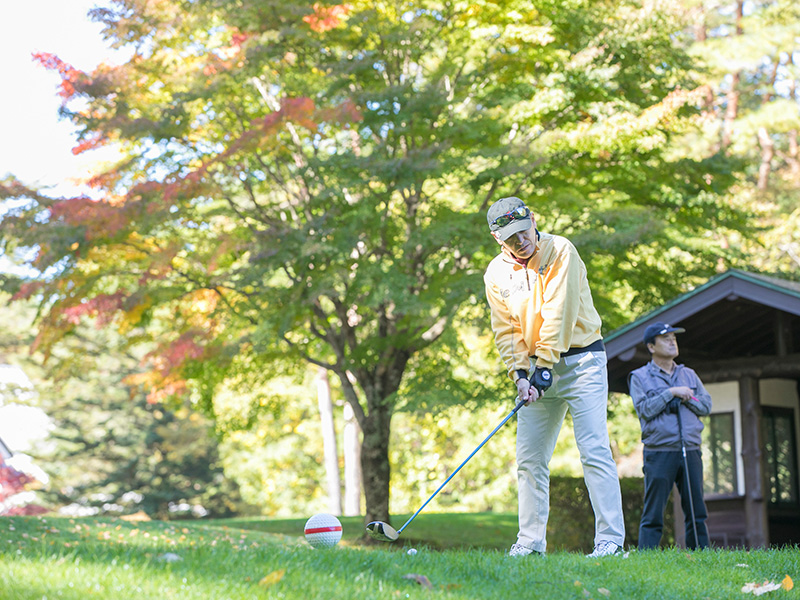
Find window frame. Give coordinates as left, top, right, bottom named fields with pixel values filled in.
left=762, top=406, right=800, bottom=508
left=702, top=410, right=740, bottom=499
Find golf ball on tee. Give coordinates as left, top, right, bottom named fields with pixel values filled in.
left=304, top=513, right=343, bottom=549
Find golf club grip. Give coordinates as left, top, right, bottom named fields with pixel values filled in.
left=397, top=398, right=526, bottom=534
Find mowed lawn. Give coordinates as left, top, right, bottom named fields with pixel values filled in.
left=1, top=514, right=797, bottom=599
left=208, top=512, right=520, bottom=550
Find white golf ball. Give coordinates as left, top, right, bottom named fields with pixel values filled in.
left=407, top=548, right=417, bottom=555
left=304, top=513, right=343, bottom=549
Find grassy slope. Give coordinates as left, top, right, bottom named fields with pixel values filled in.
left=0, top=515, right=797, bottom=599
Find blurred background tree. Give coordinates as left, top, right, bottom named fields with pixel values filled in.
left=684, top=0, right=800, bottom=276
left=0, top=294, right=246, bottom=519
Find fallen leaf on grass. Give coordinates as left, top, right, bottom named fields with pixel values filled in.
left=782, top=575, right=793, bottom=591
left=741, top=580, right=782, bottom=595
left=120, top=510, right=151, bottom=522
left=259, top=569, right=286, bottom=587
left=598, top=587, right=611, bottom=597
left=402, top=574, right=433, bottom=589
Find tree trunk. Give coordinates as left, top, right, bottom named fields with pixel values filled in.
left=763, top=58, right=780, bottom=104
left=720, top=1, right=743, bottom=151
left=343, top=401, right=362, bottom=516
left=316, top=367, right=342, bottom=515
left=721, top=73, right=739, bottom=150
left=790, top=66, right=799, bottom=176
left=693, top=6, right=706, bottom=42
left=331, top=351, right=409, bottom=529
left=359, top=402, right=393, bottom=527
left=757, top=127, right=774, bottom=190
left=788, top=130, right=799, bottom=176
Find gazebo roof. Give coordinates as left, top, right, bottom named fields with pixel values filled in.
left=604, top=269, right=800, bottom=393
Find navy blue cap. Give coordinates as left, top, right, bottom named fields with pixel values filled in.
left=643, top=322, right=685, bottom=345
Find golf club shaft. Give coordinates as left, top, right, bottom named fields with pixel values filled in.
left=397, top=398, right=526, bottom=535
left=676, top=408, right=700, bottom=547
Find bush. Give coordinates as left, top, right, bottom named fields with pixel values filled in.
left=546, top=476, right=675, bottom=552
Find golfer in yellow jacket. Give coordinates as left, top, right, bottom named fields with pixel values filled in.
left=484, top=196, right=625, bottom=558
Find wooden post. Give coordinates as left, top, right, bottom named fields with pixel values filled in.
left=317, top=367, right=342, bottom=515
left=672, top=486, right=685, bottom=548
left=343, top=401, right=362, bottom=516
left=775, top=311, right=793, bottom=356
left=739, top=376, right=769, bottom=548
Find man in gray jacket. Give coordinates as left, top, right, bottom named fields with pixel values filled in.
left=628, top=322, right=712, bottom=550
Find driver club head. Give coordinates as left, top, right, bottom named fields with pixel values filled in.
left=365, top=520, right=399, bottom=542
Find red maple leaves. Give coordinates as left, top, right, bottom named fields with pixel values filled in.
left=72, top=133, right=107, bottom=156
left=303, top=3, right=351, bottom=32
left=125, top=330, right=211, bottom=404
left=49, top=196, right=129, bottom=239
left=32, top=52, right=85, bottom=102
left=59, top=292, right=126, bottom=326
left=155, top=332, right=207, bottom=373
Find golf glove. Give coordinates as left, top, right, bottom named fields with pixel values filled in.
left=667, top=398, right=680, bottom=414
left=531, top=367, right=553, bottom=396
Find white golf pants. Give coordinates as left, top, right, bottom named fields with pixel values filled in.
left=516, top=350, right=625, bottom=552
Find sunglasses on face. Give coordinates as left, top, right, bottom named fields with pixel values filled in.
left=491, top=206, right=530, bottom=228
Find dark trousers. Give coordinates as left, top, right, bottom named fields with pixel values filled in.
left=639, top=448, right=709, bottom=550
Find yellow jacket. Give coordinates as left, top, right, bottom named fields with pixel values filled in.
left=483, top=231, right=602, bottom=379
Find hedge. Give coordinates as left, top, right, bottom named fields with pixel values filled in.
left=546, top=476, right=675, bottom=552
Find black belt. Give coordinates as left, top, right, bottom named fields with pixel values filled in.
left=562, top=339, right=605, bottom=357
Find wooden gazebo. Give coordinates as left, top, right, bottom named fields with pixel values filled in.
left=605, top=269, right=800, bottom=548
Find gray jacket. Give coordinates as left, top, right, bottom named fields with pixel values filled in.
left=628, top=361, right=712, bottom=450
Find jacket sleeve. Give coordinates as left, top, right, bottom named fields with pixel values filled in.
left=684, top=368, right=712, bottom=416
left=628, top=370, right=673, bottom=422
left=535, top=242, right=581, bottom=368
left=485, top=278, right=531, bottom=380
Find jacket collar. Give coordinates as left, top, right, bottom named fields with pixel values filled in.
left=648, top=360, right=682, bottom=377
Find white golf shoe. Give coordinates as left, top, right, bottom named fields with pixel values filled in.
left=508, top=543, right=541, bottom=557
left=586, top=540, right=622, bottom=558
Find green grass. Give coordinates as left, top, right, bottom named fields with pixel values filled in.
left=1, top=514, right=798, bottom=599
left=206, top=512, right=520, bottom=550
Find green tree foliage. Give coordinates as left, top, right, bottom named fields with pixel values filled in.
left=684, top=0, right=800, bottom=278
left=212, top=370, right=339, bottom=516
left=0, top=0, right=751, bottom=525
left=40, top=337, right=248, bottom=520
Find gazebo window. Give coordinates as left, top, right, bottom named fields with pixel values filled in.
left=702, top=412, right=737, bottom=497
left=762, top=407, right=799, bottom=506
